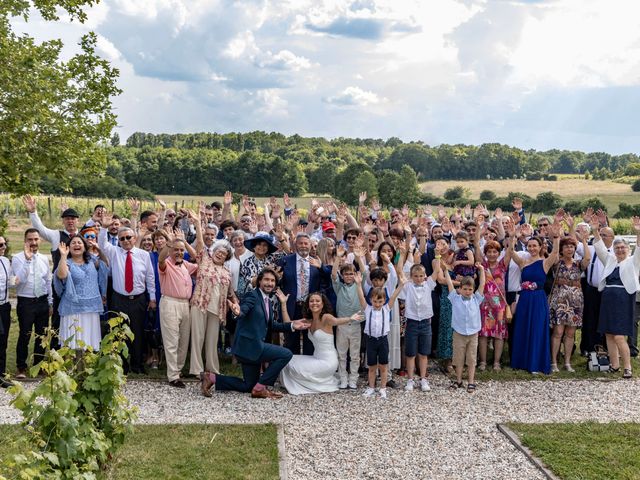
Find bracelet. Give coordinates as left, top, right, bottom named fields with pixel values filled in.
left=435, top=255, right=442, bottom=259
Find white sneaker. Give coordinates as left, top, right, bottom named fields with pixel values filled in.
left=420, top=378, right=431, bottom=392
left=379, top=388, right=387, bottom=399
left=404, top=379, right=415, bottom=391
left=363, top=387, right=376, bottom=397
left=339, top=379, right=348, bottom=389
left=348, top=382, right=358, bottom=390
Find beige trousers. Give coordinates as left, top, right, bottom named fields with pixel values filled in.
left=336, top=322, right=362, bottom=384
left=159, top=296, right=191, bottom=381
left=190, top=307, right=221, bottom=375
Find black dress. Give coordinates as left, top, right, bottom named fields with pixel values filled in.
left=598, top=267, right=636, bottom=336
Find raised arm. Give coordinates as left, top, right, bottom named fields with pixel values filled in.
left=430, top=251, right=442, bottom=282
left=543, top=225, right=561, bottom=273
left=388, top=273, right=405, bottom=305
left=508, top=235, right=526, bottom=268
left=354, top=271, right=367, bottom=310
left=444, top=268, right=455, bottom=293
left=577, top=231, right=591, bottom=270
left=476, top=262, right=486, bottom=293
left=222, top=191, right=235, bottom=221
left=193, top=209, right=204, bottom=254
left=23, top=195, right=58, bottom=244
left=324, top=311, right=364, bottom=327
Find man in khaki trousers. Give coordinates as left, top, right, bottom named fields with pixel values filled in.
left=158, top=239, right=198, bottom=388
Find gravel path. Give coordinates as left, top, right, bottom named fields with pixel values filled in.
left=1, top=375, right=639, bottom=479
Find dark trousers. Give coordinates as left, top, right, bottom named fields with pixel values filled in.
left=581, top=285, right=604, bottom=353
left=216, top=344, right=293, bottom=392
left=629, top=304, right=639, bottom=357
left=0, top=303, right=11, bottom=376
left=110, top=292, right=148, bottom=373
left=16, top=296, right=49, bottom=370
left=284, top=302, right=314, bottom=355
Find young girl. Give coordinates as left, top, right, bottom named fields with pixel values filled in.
left=453, top=231, right=475, bottom=278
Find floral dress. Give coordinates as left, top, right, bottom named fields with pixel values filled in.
left=480, top=259, right=508, bottom=339
left=454, top=247, right=475, bottom=278
left=237, top=251, right=285, bottom=299
left=549, top=261, right=583, bottom=327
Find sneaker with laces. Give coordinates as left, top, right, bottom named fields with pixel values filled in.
left=339, top=379, right=348, bottom=389
left=348, top=382, right=358, bottom=390
left=420, top=378, right=431, bottom=392
left=363, top=387, right=376, bottom=397
left=379, top=388, right=387, bottom=399
left=404, top=379, right=415, bottom=391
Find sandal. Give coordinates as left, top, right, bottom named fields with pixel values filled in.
left=493, top=363, right=502, bottom=372
left=449, top=381, right=463, bottom=391
left=608, top=366, right=620, bottom=374
left=466, top=383, right=476, bottom=393
left=478, top=362, right=486, bottom=372
left=623, top=369, right=633, bottom=379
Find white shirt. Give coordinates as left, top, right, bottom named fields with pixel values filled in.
left=225, top=250, right=254, bottom=291
left=12, top=251, right=52, bottom=304
left=584, top=243, right=612, bottom=287
left=364, top=304, right=391, bottom=338
left=398, top=278, right=436, bottom=320
left=449, top=291, right=483, bottom=335
left=99, top=228, right=155, bottom=297
left=0, top=256, right=15, bottom=305
left=295, top=253, right=311, bottom=301
left=504, top=251, right=530, bottom=293
left=29, top=212, right=75, bottom=251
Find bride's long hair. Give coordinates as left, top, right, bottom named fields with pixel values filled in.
left=302, top=292, right=334, bottom=319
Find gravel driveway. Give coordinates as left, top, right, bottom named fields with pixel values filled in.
left=1, top=375, right=639, bottom=479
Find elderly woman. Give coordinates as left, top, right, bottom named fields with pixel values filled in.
left=549, top=233, right=591, bottom=373
left=591, top=217, right=640, bottom=378
left=190, top=214, right=235, bottom=378
left=54, top=236, right=108, bottom=350
left=237, top=232, right=284, bottom=299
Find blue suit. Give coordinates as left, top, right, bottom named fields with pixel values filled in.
left=215, top=288, right=293, bottom=392
left=277, top=253, right=324, bottom=354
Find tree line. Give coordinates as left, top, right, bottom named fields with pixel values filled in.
left=34, top=131, right=640, bottom=206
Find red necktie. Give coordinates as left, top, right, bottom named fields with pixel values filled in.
left=125, top=251, right=133, bottom=293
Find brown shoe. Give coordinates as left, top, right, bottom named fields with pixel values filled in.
left=251, top=388, right=271, bottom=399
left=15, top=369, right=27, bottom=380
left=201, top=372, right=214, bottom=397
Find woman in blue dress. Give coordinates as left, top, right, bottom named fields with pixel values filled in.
left=54, top=236, right=109, bottom=351
left=508, top=226, right=560, bottom=374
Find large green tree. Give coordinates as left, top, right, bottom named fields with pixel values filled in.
left=0, top=0, right=120, bottom=194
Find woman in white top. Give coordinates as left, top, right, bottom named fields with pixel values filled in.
left=591, top=217, right=640, bottom=378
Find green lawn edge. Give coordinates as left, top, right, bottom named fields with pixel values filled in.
left=507, top=422, right=640, bottom=480
left=0, top=423, right=280, bottom=480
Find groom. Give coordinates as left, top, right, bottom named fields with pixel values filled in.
left=201, top=268, right=309, bottom=399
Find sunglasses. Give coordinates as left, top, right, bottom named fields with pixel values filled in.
left=346, top=236, right=358, bottom=240
left=119, top=236, right=133, bottom=241
left=166, top=213, right=176, bottom=217
left=538, top=223, right=549, bottom=227
left=84, top=234, right=96, bottom=239
left=0, top=243, right=6, bottom=247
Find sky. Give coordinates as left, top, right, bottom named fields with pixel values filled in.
left=13, top=0, right=640, bottom=154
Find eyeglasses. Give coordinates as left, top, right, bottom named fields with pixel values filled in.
left=538, top=223, right=549, bottom=227
left=83, top=234, right=96, bottom=239
left=240, top=218, right=252, bottom=223
left=346, top=236, right=357, bottom=240
left=119, top=236, right=133, bottom=241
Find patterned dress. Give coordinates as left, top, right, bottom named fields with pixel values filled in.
left=480, top=259, right=508, bottom=339
left=237, top=252, right=285, bottom=299
left=437, top=270, right=455, bottom=360
left=549, top=261, right=584, bottom=327
left=454, top=247, right=476, bottom=278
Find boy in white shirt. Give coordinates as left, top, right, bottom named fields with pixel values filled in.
left=445, top=265, right=485, bottom=393
left=398, top=261, right=441, bottom=392
left=358, top=277, right=404, bottom=399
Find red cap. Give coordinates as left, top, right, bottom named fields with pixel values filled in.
left=322, top=221, right=336, bottom=232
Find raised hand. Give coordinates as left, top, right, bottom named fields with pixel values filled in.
left=283, top=193, right=292, bottom=209
left=224, top=191, right=233, bottom=206
left=58, top=242, right=69, bottom=258
left=128, top=198, right=140, bottom=214
left=371, top=198, right=381, bottom=212
left=157, top=198, right=167, bottom=210
left=380, top=251, right=391, bottom=264
left=242, top=194, right=251, bottom=213
left=596, top=209, right=608, bottom=227
left=377, top=217, right=389, bottom=235
left=583, top=207, right=594, bottom=223
left=494, top=208, right=503, bottom=220
left=274, top=288, right=289, bottom=304
left=554, top=208, right=565, bottom=223
left=336, top=244, right=347, bottom=258
left=23, top=243, right=33, bottom=261
left=464, top=203, right=472, bottom=218
left=309, top=257, right=321, bottom=268
left=350, top=312, right=364, bottom=322
left=510, top=210, right=521, bottom=224
left=401, top=204, right=409, bottom=219
left=359, top=191, right=367, bottom=205
left=512, top=197, right=523, bottom=211
left=22, top=195, right=36, bottom=213
left=437, top=205, right=446, bottom=221
left=249, top=219, right=259, bottom=235
left=441, top=216, right=451, bottom=233
left=271, top=203, right=282, bottom=219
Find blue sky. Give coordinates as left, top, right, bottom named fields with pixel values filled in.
left=15, top=0, right=640, bottom=153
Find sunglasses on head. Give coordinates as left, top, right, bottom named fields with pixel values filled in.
left=119, top=235, right=133, bottom=241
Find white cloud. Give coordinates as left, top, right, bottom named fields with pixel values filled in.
left=324, top=86, right=385, bottom=106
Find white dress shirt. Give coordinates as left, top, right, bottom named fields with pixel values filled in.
left=398, top=278, right=436, bottom=320
left=364, top=304, right=391, bottom=338
left=449, top=291, right=483, bottom=335
left=584, top=243, right=612, bottom=287
left=0, top=256, right=15, bottom=305
left=99, top=228, right=155, bottom=297
left=12, top=251, right=52, bottom=304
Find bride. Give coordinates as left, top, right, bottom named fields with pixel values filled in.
left=276, top=289, right=363, bottom=395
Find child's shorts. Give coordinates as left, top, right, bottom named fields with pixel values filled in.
left=366, top=334, right=389, bottom=366
left=404, top=318, right=432, bottom=357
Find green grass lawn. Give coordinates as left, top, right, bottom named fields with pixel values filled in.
left=508, top=422, right=640, bottom=480
left=0, top=424, right=279, bottom=479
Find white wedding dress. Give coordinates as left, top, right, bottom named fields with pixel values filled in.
left=280, top=329, right=339, bottom=395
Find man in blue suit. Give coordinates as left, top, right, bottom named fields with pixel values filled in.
left=201, top=268, right=309, bottom=399
left=277, top=233, right=325, bottom=355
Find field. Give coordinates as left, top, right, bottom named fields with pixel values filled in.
left=420, top=177, right=639, bottom=214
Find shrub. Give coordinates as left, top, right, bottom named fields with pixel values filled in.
left=562, top=200, right=584, bottom=216
left=632, top=178, right=640, bottom=192
left=526, top=171, right=544, bottom=181
left=614, top=203, right=640, bottom=219
left=5, top=317, right=137, bottom=478
left=532, top=191, right=562, bottom=213
left=443, top=185, right=469, bottom=200
left=479, top=190, right=496, bottom=201
left=545, top=174, right=558, bottom=181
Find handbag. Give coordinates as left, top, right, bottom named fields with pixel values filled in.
left=587, top=345, right=610, bottom=372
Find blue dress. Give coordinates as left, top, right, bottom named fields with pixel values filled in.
left=437, top=271, right=455, bottom=360
left=511, top=260, right=551, bottom=374
left=598, top=267, right=635, bottom=336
